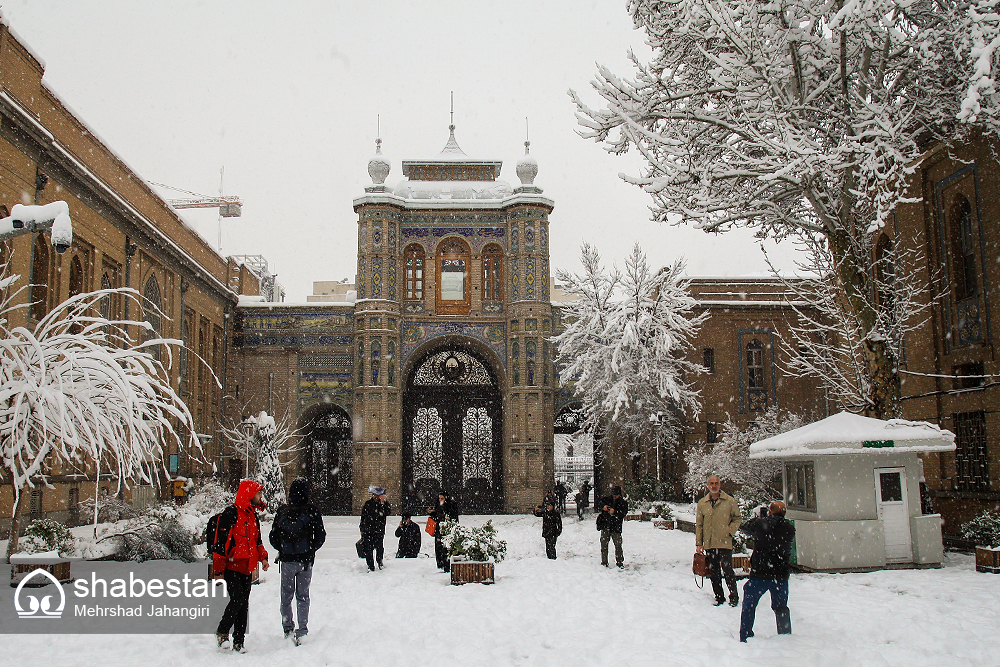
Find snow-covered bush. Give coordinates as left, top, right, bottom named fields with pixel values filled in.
left=18, top=518, right=76, bottom=556
left=623, top=476, right=659, bottom=506
left=961, top=510, right=1000, bottom=549
left=78, top=495, right=142, bottom=523
left=441, top=519, right=507, bottom=563
left=185, top=479, right=233, bottom=520
left=96, top=502, right=198, bottom=562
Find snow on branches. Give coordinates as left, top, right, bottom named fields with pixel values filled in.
left=221, top=411, right=300, bottom=509
left=0, top=266, right=200, bottom=558
left=553, top=243, right=706, bottom=441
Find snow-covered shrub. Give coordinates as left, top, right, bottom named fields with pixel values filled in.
left=652, top=502, right=673, bottom=521
left=97, top=503, right=198, bottom=562
left=78, top=496, right=142, bottom=523
left=441, top=519, right=507, bottom=563
left=18, top=518, right=76, bottom=556
left=185, top=479, right=233, bottom=520
left=961, top=510, right=1000, bottom=549
left=623, top=476, right=659, bottom=506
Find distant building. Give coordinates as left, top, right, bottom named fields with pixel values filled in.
left=307, top=279, right=356, bottom=303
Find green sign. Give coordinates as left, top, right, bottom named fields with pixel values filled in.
left=862, top=440, right=895, bottom=448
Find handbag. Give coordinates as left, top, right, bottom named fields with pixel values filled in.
left=355, top=538, right=365, bottom=559
left=425, top=516, right=437, bottom=536
left=692, top=551, right=712, bottom=588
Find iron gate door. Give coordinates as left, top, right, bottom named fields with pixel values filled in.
left=305, top=410, right=353, bottom=515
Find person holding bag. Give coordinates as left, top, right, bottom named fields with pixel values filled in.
left=695, top=475, right=742, bottom=606
left=427, top=491, right=459, bottom=572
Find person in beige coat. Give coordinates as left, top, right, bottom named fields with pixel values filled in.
left=695, top=475, right=742, bottom=606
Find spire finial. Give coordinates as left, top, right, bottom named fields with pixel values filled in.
left=375, top=115, right=382, bottom=153
left=524, top=117, right=530, bottom=154
left=449, top=91, right=455, bottom=131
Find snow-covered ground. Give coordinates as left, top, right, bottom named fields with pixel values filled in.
left=6, top=514, right=998, bottom=666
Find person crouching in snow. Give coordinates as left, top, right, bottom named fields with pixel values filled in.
left=269, top=477, right=326, bottom=646
left=395, top=513, right=421, bottom=558
left=533, top=500, right=563, bottom=559
left=214, top=479, right=270, bottom=653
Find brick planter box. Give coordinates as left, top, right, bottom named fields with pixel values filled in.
left=975, top=547, right=1000, bottom=573
left=652, top=519, right=674, bottom=530
left=450, top=560, right=495, bottom=585
left=10, top=560, right=72, bottom=587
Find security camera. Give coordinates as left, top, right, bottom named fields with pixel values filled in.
left=11, top=218, right=24, bottom=229
left=53, top=240, right=70, bottom=254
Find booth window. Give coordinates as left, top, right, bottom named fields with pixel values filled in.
left=404, top=244, right=424, bottom=300
left=785, top=462, right=816, bottom=511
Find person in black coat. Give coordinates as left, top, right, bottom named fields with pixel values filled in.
left=268, top=477, right=326, bottom=644
left=738, top=500, right=796, bottom=642
left=427, top=491, right=459, bottom=572
left=394, top=514, right=422, bottom=558
left=598, top=485, right=629, bottom=568
left=533, top=501, right=563, bottom=559
left=360, top=485, right=391, bottom=571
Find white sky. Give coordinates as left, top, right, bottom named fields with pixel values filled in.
left=3, top=0, right=802, bottom=301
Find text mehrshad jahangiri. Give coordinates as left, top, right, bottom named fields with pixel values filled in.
left=69, top=571, right=225, bottom=617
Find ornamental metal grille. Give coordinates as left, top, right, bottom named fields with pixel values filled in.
left=412, top=350, right=493, bottom=386
left=317, top=413, right=352, bottom=429
left=312, top=440, right=329, bottom=489
left=955, top=410, right=989, bottom=491
left=337, top=438, right=353, bottom=489
left=412, top=407, right=443, bottom=483
left=462, top=407, right=493, bottom=483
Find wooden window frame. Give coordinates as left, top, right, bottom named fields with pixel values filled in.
left=482, top=244, right=504, bottom=302
left=436, top=237, right=471, bottom=315
left=404, top=244, right=425, bottom=301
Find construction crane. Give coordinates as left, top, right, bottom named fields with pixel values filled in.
left=149, top=174, right=242, bottom=252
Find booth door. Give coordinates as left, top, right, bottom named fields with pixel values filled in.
left=875, top=467, right=912, bottom=563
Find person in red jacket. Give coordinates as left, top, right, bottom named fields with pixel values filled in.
left=214, top=480, right=270, bottom=653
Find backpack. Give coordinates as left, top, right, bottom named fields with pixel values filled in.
left=276, top=507, right=313, bottom=555
left=207, top=507, right=235, bottom=557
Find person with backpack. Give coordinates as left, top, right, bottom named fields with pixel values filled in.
left=394, top=513, right=421, bottom=558
left=268, top=477, right=326, bottom=646
left=212, top=479, right=270, bottom=653
left=533, top=500, right=563, bottom=559
left=360, top=485, right=391, bottom=571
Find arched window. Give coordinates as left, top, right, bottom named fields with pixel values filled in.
left=746, top=339, right=766, bottom=411
left=30, top=234, right=49, bottom=322
left=99, top=272, right=114, bottom=320
left=143, top=275, right=163, bottom=362
left=482, top=243, right=503, bottom=302
left=436, top=237, right=470, bottom=315
left=68, top=255, right=85, bottom=298
left=387, top=339, right=396, bottom=386
left=371, top=338, right=381, bottom=385
left=404, top=244, right=425, bottom=301
left=950, top=195, right=978, bottom=300
left=512, top=341, right=520, bottom=386
left=526, top=339, right=537, bottom=386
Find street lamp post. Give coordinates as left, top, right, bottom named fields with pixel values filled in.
left=649, top=411, right=665, bottom=499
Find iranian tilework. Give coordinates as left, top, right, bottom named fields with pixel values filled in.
left=242, top=334, right=353, bottom=346
left=359, top=208, right=404, bottom=222
left=357, top=257, right=366, bottom=298
left=400, top=322, right=506, bottom=370
left=400, top=226, right=506, bottom=252
left=372, top=220, right=383, bottom=250
left=526, top=258, right=536, bottom=300
left=388, top=222, right=397, bottom=252
left=240, top=311, right=355, bottom=333
left=540, top=224, right=548, bottom=252
left=359, top=222, right=368, bottom=251
left=371, top=257, right=382, bottom=298
left=510, top=227, right=519, bottom=253
left=524, top=222, right=535, bottom=251
left=387, top=258, right=397, bottom=300
left=298, top=372, right=353, bottom=410
left=510, top=259, right=519, bottom=300
left=541, top=259, right=549, bottom=300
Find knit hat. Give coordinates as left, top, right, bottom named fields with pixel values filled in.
left=368, top=485, right=386, bottom=496
left=612, top=485, right=623, bottom=496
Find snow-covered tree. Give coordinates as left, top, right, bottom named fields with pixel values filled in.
left=553, top=243, right=706, bottom=443
left=683, top=407, right=805, bottom=499
left=766, top=234, right=936, bottom=413
left=220, top=410, right=300, bottom=508
left=570, top=0, right=991, bottom=419
left=0, top=267, right=199, bottom=560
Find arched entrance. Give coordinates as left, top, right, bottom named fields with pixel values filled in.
left=403, top=346, right=504, bottom=514
left=302, top=405, right=353, bottom=515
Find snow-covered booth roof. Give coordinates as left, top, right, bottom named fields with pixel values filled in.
left=748, top=411, right=955, bottom=459
left=393, top=126, right=513, bottom=201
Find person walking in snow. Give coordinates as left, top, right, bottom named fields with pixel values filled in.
left=428, top=491, right=460, bottom=571
left=580, top=479, right=592, bottom=514
left=213, top=479, right=270, bottom=653
left=738, top=501, right=795, bottom=642
left=269, top=477, right=326, bottom=645
left=695, top=475, right=742, bottom=607
left=575, top=490, right=586, bottom=520
left=360, top=485, right=391, bottom=571
left=395, top=513, right=422, bottom=558
left=555, top=480, right=569, bottom=515
left=598, top=485, right=629, bottom=568
left=534, top=500, right=563, bottom=559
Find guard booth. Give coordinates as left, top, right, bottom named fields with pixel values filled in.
left=749, top=412, right=955, bottom=572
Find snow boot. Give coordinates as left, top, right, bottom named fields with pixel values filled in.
left=713, top=598, right=726, bottom=606
left=216, top=633, right=230, bottom=648
left=232, top=643, right=246, bottom=653
left=292, top=634, right=303, bottom=647
left=729, top=594, right=740, bottom=607
left=284, top=630, right=292, bottom=639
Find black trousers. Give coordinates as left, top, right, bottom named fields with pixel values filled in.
left=544, top=536, right=558, bottom=559
left=706, top=548, right=739, bottom=601
left=362, top=532, right=384, bottom=570
left=217, top=570, right=252, bottom=644
left=434, top=535, right=449, bottom=571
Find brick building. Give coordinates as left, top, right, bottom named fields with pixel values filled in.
left=231, top=129, right=557, bottom=514
left=893, top=140, right=1000, bottom=537
left=0, top=24, right=258, bottom=532
left=584, top=277, right=829, bottom=499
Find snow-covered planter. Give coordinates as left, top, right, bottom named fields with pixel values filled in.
left=441, top=520, right=506, bottom=585
left=961, top=510, right=1000, bottom=573
left=17, top=518, right=77, bottom=557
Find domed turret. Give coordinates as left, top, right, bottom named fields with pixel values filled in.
left=368, top=138, right=390, bottom=185
left=516, top=140, right=538, bottom=186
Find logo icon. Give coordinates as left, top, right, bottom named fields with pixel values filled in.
left=14, top=568, right=66, bottom=619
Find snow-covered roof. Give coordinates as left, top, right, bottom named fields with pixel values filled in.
left=393, top=179, right=514, bottom=201
left=749, top=411, right=955, bottom=459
